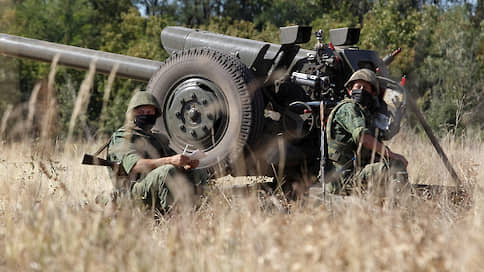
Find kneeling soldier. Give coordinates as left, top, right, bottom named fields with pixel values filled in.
left=108, top=91, right=206, bottom=211
left=326, top=69, right=408, bottom=196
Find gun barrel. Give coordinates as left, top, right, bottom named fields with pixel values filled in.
left=0, top=33, right=163, bottom=81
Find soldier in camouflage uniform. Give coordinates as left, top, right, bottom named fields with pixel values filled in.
left=108, top=91, right=206, bottom=211
left=325, top=69, right=408, bottom=195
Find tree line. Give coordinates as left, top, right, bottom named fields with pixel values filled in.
left=0, top=0, right=483, bottom=140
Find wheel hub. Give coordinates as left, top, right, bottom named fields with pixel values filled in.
left=165, top=78, right=228, bottom=149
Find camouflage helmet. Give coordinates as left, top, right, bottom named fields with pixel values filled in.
left=344, top=68, right=380, bottom=95
left=126, top=91, right=161, bottom=117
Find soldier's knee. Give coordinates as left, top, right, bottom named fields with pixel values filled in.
left=147, top=165, right=176, bottom=187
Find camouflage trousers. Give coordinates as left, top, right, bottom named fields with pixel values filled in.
left=326, top=159, right=409, bottom=197
left=131, top=165, right=208, bottom=211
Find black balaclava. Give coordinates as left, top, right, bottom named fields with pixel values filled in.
left=351, top=89, right=380, bottom=113
left=134, top=115, right=157, bottom=131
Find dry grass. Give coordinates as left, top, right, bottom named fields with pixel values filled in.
left=66, top=61, right=96, bottom=145
left=0, top=130, right=482, bottom=272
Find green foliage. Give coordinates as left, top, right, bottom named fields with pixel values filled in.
left=131, top=0, right=372, bottom=29
left=13, top=0, right=97, bottom=46
left=101, top=8, right=171, bottom=60
left=218, top=0, right=268, bottom=23
left=359, top=0, right=422, bottom=76
left=201, top=17, right=279, bottom=43
left=414, top=7, right=484, bottom=134
left=0, top=0, right=13, bottom=32
left=253, top=0, right=322, bottom=27
left=1, top=0, right=484, bottom=139
left=359, top=2, right=484, bottom=135
left=249, top=0, right=371, bottom=29
left=308, top=12, right=359, bottom=49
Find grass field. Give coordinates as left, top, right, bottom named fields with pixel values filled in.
left=0, top=129, right=482, bottom=271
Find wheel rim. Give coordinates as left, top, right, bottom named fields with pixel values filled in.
left=163, top=77, right=229, bottom=151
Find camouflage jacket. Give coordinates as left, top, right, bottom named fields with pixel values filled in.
left=326, top=99, right=375, bottom=172
left=107, top=124, right=175, bottom=189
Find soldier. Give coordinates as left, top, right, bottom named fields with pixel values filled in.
left=325, top=68, right=408, bottom=196
left=108, top=91, right=206, bottom=212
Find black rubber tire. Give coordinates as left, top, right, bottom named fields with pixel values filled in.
left=147, top=48, right=264, bottom=170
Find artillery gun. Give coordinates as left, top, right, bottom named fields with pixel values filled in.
left=0, top=26, right=468, bottom=202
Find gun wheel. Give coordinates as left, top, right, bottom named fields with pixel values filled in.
left=148, top=48, right=264, bottom=171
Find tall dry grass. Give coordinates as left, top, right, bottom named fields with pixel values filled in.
left=39, top=54, right=59, bottom=150
left=97, top=63, right=119, bottom=134
left=0, top=129, right=482, bottom=271
left=0, top=104, right=12, bottom=138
